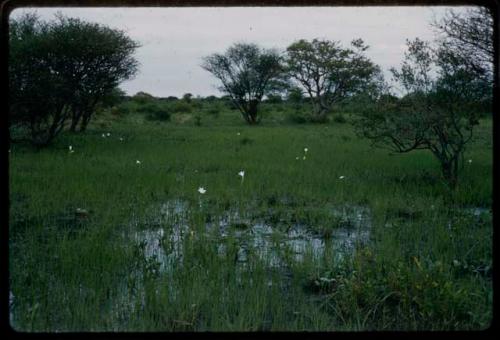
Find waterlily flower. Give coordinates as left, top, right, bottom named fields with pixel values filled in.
left=198, top=187, right=206, bottom=194
left=119, top=137, right=124, bottom=141
left=102, top=133, right=106, bottom=138
left=339, top=175, right=345, bottom=179
left=136, top=160, right=141, bottom=164
left=106, top=132, right=111, bottom=137
left=303, top=156, right=306, bottom=160
left=238, top=170, right=245, bottom=178
left=468, top=159, right=472, bottom=163
left=304, top=148, right=308, bottom=153
left=237, top=132, right=241, bottom=136
left=296, top=157, right=299, bottom=160
left=68, top=145, right=73, bottom=151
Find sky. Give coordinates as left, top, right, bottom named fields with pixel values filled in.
left=10, top=6, right=472, bottom=98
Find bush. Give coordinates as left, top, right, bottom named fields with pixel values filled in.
left=333, top=113, right=347, bottom=123
left=110, top=104, right=131, bottom=116
left=266, top=94, right=283, bottom=104
left=287, top=110, right=309, bottom=124
left=205, top=104, right=221, bottom=118
left=138, top=103, right=171, bottom=121
left=194, top=114, right=202, bottom=126
left=132, top=91, right=154, bottom=104
left=172, top=101, right=193, bottom=113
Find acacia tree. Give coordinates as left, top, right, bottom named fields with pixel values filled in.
left=355, top=38, right=488, bottom=188
left=285, top=38, right=382, bottom=122
left=9, top=13, right=71, bottom=145
left=201, top=43, right=283, bottom=124
left=9, top=13, right=139, bottom=145
left=433, top=6, right=493, bottom=83
left=46, top=14, right=139, bottom=132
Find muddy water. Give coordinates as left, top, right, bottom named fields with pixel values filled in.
left=133, top=200, right=372, bottom=273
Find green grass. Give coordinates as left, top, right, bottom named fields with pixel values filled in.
left=8, top=106, right=493, bottom=331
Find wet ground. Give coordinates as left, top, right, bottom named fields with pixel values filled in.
left=132, top=200, right=372, bottom=274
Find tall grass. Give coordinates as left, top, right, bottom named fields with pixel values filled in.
left=8, top=106, right=492, bottom=331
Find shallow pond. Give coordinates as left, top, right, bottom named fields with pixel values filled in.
left=132, top=200, right=372, bottom=273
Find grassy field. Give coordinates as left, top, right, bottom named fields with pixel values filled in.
left=8, top=103, right=493, bottom=331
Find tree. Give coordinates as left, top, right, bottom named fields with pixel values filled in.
left=182, top=93, right=193, bottom=103
left=354, top=38, right=487, bottom=188
left=287, top=87, right=304, bottom=105
left=99, top=87, right=127, bottom=109
left=9, top=13, right=71, bottom=145
left=45, top=14, right=139, bottom=132
left=8, top=13, right=139, bottom=145
left=201, top=43, right=283, bottom=124
left=432, top=6, right=493, bottom=84
left=285, top=38, right=382, bottom=122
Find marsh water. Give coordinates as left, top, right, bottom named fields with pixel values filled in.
left=132, top=200, right=372, bottom=274
left=9, top=200, right=492, bottom=330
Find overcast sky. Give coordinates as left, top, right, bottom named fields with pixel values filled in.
left=11, top=6, right=472, bottom=98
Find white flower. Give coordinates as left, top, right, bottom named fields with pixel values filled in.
left=303, top=156, right=306, bottom=160
left=106, top=132, right=111, bottom=137
left=238, top=170, right=245, bottom=178
left=304, top=148, right=308, bottom=153
left=237, top=132, right=241, bottom=136
left=198, top=187, right=206, bottom=194
left=70, top=150, right=74, bottom=154
left=68, top=145, right=73, bottom=151
left=296, top=157, right=299, bottom=160
left=136, top=160, right=141, bottom=164
left=102, top=133, right=106, bottom=138
left=318, top=277, right=335, bottom=283
left=339, top=176, right=345, bottom=179
left=468, top=159, right=472, bottom=163
left=119, top=137, right=124, bottom=141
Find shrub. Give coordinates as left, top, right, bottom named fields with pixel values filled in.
left=110, top=104, right=131, bottom=116
left=205, top=104, right=221, bottom=118
left=138, top=103, right=171, bottom=121
left=194, top=114, right=202, bottom=126
left=287, top=110, right=309, bottom=124
left=333, top=113, right=347, bottom=123
left=172, top=101, right=193, bottom=113
left=132, top=92, right=154, bottom=104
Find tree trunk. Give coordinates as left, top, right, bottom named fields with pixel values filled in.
left=78, top=100, right=99, bottom=132
left=79, top=113, right=91, bottom=132
left=311, top=98, right=329, bottom=123
left=312, top=108, right=328, bottom=123
left=441, top=157, right=459, bottom=189
left=69, top=108, right=82, bottom=132
left=245, top=100, right=259, bottom=125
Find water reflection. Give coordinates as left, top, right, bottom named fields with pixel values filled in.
left=133, top=200, right=372, bottom=272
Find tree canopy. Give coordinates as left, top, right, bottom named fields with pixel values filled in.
left=9, top=12, right=139, bottom=145
left=433, top=6, right=493, bottom=84
left=201, top=43, right=283, bottom=124
left=285, top=38, right=382, bottom=122
left=355, top=38, right=486, bottom=188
